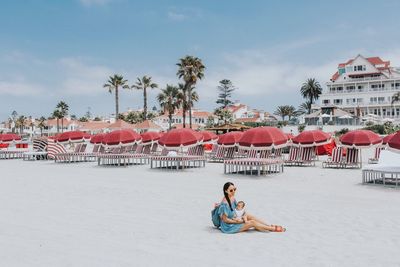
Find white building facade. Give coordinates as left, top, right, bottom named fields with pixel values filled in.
left=320, top=55, right=400, bottom=118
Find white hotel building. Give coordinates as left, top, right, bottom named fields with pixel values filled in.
left=320, top=55, right=400, bottom=118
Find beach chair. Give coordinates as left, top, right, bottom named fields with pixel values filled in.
left=134, top=144, right=144, bottom=154
left=368, top=146, right=384, bottom=164
left=259, top=150, right=272, bottom=159
left=151, top=143, right=158, bottom=153
left=141, top=145, right=150, bottom=155
left=246, top=149, right=258, bottom=158
left=225, top=147, right=236, bottom=159
left=23, top=137, right=48, bottom=160
left=284, top=146, right=300, bottom=166
left=322, top=147, right=343, bottom=168
left=273, top=148, right=282, bottom=158
left=343, top=148, right=361, bottom=169
left=208, top=146, right=226, bottom=162
left=297, top=147, right=315, bottom=166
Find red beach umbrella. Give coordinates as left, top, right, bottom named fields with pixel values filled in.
left=218, top=131, right=244, bottom=147
left=238, top=127, right=287, bottom=149
left=56, top=131, right=88, bottom=143
left=387, top=131, right=400, bottom=153
left=382, top=133, right=396, bottom=145
left=141, top=132, right=161, bottom=145
left=292, top=130, right=331, bottom=147
left=339, top=130, right=382, bottom=148
left=102, top=129, right=141, bottom=147
left=0, top=133, right=21, bottom=143
left=90, top=133, right=105, bottom=144
left=200, top=131, right=218, bottom=143
left=158, top=129, right=202, bottom=148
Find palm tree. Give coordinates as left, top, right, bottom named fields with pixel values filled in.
left=286, top=105, right=297, bottom=120
left=103, top=74, right=130, bottom=118
left=392, top=92, right=400, bottom=105
left=157, top=85, right=181, bottom=130
left=177, top=83, right=188, bottom=127
left=274, top=106, right=289, bottom=121
left=300, top=78, right=322, bottom=114
left=56, top=101, right=69, bottom=132
left=38, top=116, right=46, bottom=136
left=52, top=109, right=62, bottom=133
left=15, top=115, right=26, bottom=134
left=297, top=100, right=312, bottom=115
left=176, top=55, right=205, bottom=128
left=131, top=76, right=158, bottom=120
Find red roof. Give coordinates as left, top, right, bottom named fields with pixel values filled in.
left=331, top=71, right=340, bottom=81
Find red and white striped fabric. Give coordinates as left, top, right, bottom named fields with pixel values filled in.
left=374, top=146, right=383, bottom=159
left=259, top=150, right=271, bottom=158
left=134, top=145, right=144, bottom=154
left=215, top=146, right=225, bottom=158
left=274, top=148, right=282, bottom=157
left=225, top=147, right=235, bottom=158
left=151, top=143, right=158, bottom=153
left=300, top=147, right=313, bottom=161
left=161, top=148, right=169, bottom=156
left=47, top=138, right=67, bottom=159
left=346, top=148, right=359, bottom=164
left=247, top=150, right=258, bottom=158
left=142, top=144, right=151, bottom=155
left=331, top=147, right=343, bottom=163
left=288, top=147, right=299, bottom=161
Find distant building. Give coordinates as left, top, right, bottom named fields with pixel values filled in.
left=225, top=102, right=277, bottom=123
left=320, top=54, right=400, bottom=118
left=153, top=109, right=216, bottom=130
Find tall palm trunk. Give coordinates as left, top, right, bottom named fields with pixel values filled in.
left=182, top=91, right=187, bottom=128
left=61, top=119, right=64, bottom=133
left=143, top=88, right=147, bottom=120
left=115, top=86, right=119, bottom=119
left=188, top=87, right=192, bottom=129
left=57, top=118, right=59, bottom=133
left=168, top=113, right=172, bottom=130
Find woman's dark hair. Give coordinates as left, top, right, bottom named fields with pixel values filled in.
left=223, top=182, right=234, bottom=211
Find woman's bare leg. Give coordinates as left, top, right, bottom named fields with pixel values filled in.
left=239, top=220, right=275, bottom=232
left=246, top=213, right=269, bottom=226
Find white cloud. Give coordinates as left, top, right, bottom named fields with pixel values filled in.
left=79, top=0, right=113, bottom=7
left=167, top=11, right=187, bottom=21
left=200, top=50, right=337, bottom=101
left=59, top=58, right=114, bottom=95
left=0, top=80, right=44, bottom=96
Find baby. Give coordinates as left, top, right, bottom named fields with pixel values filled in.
left=234, top=201, right=248, bottom=223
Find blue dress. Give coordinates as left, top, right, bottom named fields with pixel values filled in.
left=218, top=200, right=244, bottom=234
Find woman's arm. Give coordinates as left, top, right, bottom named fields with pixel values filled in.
left=221, top=214, right=242, bottom=224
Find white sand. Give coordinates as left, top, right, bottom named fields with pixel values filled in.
left=1, top=152, right=400, bottom=266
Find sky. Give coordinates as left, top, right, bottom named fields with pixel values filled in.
left=1, top=0, right=400, bottom=120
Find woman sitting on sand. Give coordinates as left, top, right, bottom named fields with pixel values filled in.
left=218, top=182, right=286, bottom=233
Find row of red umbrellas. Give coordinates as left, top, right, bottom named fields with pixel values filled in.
left=0, top=133, right=21, bottom=143
left=50, top=128, right=400, bottom=153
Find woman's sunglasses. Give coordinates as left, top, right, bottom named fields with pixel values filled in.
left=229, top=188, right=237, bottom=193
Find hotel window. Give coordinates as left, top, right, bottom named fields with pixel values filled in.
left=333, top=99, right=342, bottom=105
left=370, top=97, right=377, bottom=103
left=357, top=98, right=363, bottom=103
left=322, top=99, right=330, bottom=105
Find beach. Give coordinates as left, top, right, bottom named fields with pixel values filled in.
left=1, top=154, right=400, bottom=267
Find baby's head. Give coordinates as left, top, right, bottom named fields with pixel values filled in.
left=236, top=201, right=245, bottom=210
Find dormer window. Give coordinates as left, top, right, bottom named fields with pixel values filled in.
left=353, top=65, right=366, bottom=71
